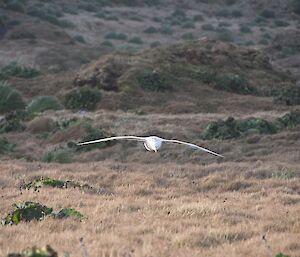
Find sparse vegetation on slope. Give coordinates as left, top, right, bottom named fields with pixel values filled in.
left=202, top=110, right=300, bottom=139
left=0, top=62, right=40, bottom=80
left=1, top=201, right=83, bottom=225
left=26, top=96, right=62, bottom=115
left=0, top=82, right=25, bottom=113
left=64, top=87, right=101, bottom=111
left=7, top=245, right=58, bottom=257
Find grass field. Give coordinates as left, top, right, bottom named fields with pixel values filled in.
left=1, top=110, right=300, bottom=257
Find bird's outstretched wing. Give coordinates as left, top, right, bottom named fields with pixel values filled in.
left=77, top=136, right=146, bottom=146
left=162, top=139, right=224, bottom=158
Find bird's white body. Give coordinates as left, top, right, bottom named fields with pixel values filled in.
left=77, top=135, right=223, bottom=158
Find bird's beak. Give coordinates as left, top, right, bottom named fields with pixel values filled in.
left=154, top=149, right=157, bottom=153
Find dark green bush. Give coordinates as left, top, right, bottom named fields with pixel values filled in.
left=293, top=0, right=300, bottom=15
left=105, top=32, right=127, bottom=40
left=273, top=85, right=300, bottom=106
left=239, top=25, right=252, bottom=33
left=42, top=149, right=71, bottom=163
left=136, top=69, right=172, bottom=92
left=217, top=29, right=234, bottom=42
left=26, top=96, right=62, bottom=115
left=159, top=26, right=173, bottom=35
left=193, top=14, right=204, bottom=21
left=182, top=32, right=194, bottom=40
left=202, top=110, right=300, bottom=140
left=1, top=202, right=53, bottom=225
left=231, top=10, right=243, bottom=17
left=196, top=71, right=257, bottom=95
left=7, top=245, right=58, bottom=257
left=0, top=82, right=25, bottom=113
left=275, top=253, right=290, bottom=257
left=216, top=9, right=230, bottom=18
left=202, top=24, right=214, bottom=31
left=74, top=35, right=86, bottom=43
left=150, top=41, right=161, bottom=48
left=128, top=36, right=143, bottom=44
left=0, top=137, right=15, bottom=154
left=0, top=62, right=40, bottom=80
left=181, top=21, right=195, bottom=29
left=64, top=87, right=101, bottom=111
left=52, top=208, right=83, bottom=220
left=143, top=26, right=158, bottom=34
left=260, top=9, right=275, bottom=18
left=4, top=0, right=25, bottom=13
left=273, top=20, right=290, bottom=27
left=0, top=110, right=26, bottom=133
left=101, top=40, right=114, bottom=48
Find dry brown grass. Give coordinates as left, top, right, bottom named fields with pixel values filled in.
left=1, top=150, right=300, bottom=257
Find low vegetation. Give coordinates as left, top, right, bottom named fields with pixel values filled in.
left=136, top=69, right=173, bottom=92
left=26, top=96, right=62, bottom=115
left=0, top=110, right=26, bottom=133
left=202, top=110, right=300, bottom=139
left=0, top=82, right=25, bottom=114
left=64, top=87, right=101, bottom=111
left=196, top=71, right=257, bottom=95
left=42, top=149, right=72, bottom=163
left=1, top=201, right=83, bottom=225
left=0, top=137, right=15, bottom=154
left=7, top=245, right=58, bottom=257
left=273, top=85, right=300, bottom=106
left=0, top=62, right=40, bottom=80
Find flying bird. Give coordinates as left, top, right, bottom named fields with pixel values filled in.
left=77, top=136, right=223, bottom=158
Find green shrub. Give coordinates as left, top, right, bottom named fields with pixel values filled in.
left=143, top=26, right=158, bottom=34
left=218, top=22, right=231, bottom=27
left=42, top=149, right=71, bottom=163
left=150, top=41, right=161, bottom=48
left=239, top=25, right=252, bottom=33
left=202, top=111, right=300, bottom=140
left=274, top=20, right=290, bottom=27
left=259, top=38, right=269, bottom=45
left=128, top=15, right=143, bottom=21
left=1, top=202, right=53, bottom=225
left=8, top=245, right=58, bottom=257
left=202, top=24, right=214, bottom=31
left=27, top=8, right=74, bottom=28
left=196, top=71, right=256, bottom=95
left=105, top=32, right=127, bottom=40
left=293, top=0, right=300, bottom=15
left=26, top=96, right=62, bottom=115
left=181, top=21, right=195, bottom=29
left=128, top=36, right=144, bottom=44
left=52, top=208, right=83, bottom=220
left=275, top=253, right=290, bottom=257
left=74, top=35, right=86, bottom=43
left=182, top=32, right=194, bottom=40
left=0, top=137, right=15, bottom=154
left=216, top=9, right=230, bottom=17
left=0, top=110, right=26, bottom=133
left=193, top=14, right=204, bottom=21
left=152, top=16, right=162, bottom=22
left=159, top=26, right=173, bottom=35
left=62, top=5, right=79, bottom=15
left=0, top=62, right=40, bottom=80
left=260, top=9, right=275, bottom=18
left=202, top=117, right=278, bottom=140
left=64, top=87, right=101, bottom=111
left=217, top=28, right=234, bottom=42
left=231, top=10, right=243, bottom=17
left=101, top=40, right=114, bottom=48
left=273, top=85, right=300, bottom=106
left=4, top=0, right=25, bottom=13
left=136, top=69, right=172, bottom=92
left=0, top=82, right=25, bottom=113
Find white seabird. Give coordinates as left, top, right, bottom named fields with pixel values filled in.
left=77, top=135, right=223, bottom=158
